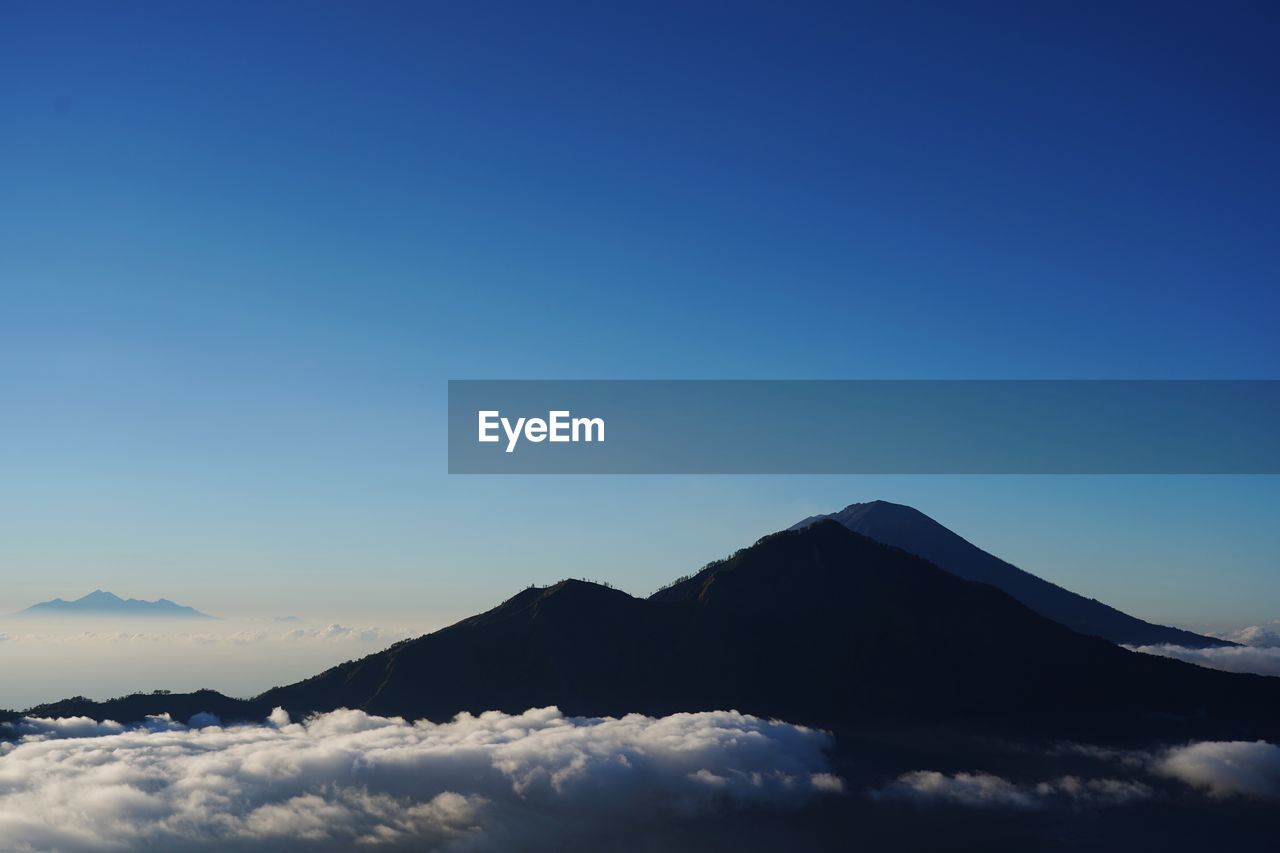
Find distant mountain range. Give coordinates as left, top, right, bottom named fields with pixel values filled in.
left=793, top=501, right=1229, bottom=648
left=15, top=517, right=1279, bottom=746
left=17, top=590, right=214, bottom=619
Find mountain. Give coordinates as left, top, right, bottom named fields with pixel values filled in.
left=18, top=590, right=214, bottom=619
left=792, top=501, right=1228, bottom=649
left=28, top=522, right=1278, bottom=744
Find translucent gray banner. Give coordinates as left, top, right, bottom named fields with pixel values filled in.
left=447, top=380, right=1280, bottom=474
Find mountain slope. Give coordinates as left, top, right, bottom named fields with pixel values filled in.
left=18, top=590, right=214, bottom=619
left=259, top=580, right=668, bottom=721
left=793, top=501, right=1227, bottom=648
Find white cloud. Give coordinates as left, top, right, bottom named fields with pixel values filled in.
left=874, top=770, right=1150, bottom=809
left=1039, top=775, right=1152, bottom=805
left=1222, top=625, right=1280, bottom=648
left=282, top=624, right=402, bottom=643
left=1126, top=642, right=1280, bottom=677
left=3, top=716, right=126, bottom=740
left=876, top=770, right=1039, bottom=808
left=2, top=713, right=189, bottom=743
left=1156, top=741, right=1280, bottom=798
left=877, top=738, right=1280, bottom=809
left=1135, top=621, right=1280, bottom=675
left=0, top=706, right=839, bottom=851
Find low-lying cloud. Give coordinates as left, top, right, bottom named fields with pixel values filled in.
left=875, top=771, right=1151, bottom=809
left=1127, top=643, right=1280, bottom=677
left=0, top=706, right=839, bottom=851
left=1157, top=741, right=1280, bottom=798
left=1220, top=625, right=1280, bottom=648
left=876, top=739, right=1280, bottom=810
left=282, top=624, right=400, bottom=643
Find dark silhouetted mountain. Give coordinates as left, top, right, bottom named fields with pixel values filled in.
left=16, top=689, right=246, bottom=726
left=792, top=501, right=1229, bottom=649
left=31, top=522, right=1277, bottom=746
left=18, top=590, right=214, bottom=619
left=18, top=522, right=1280, bottom=748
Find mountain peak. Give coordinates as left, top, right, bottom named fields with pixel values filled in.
left=17, top=591, right=215, bottom=619
left=467, top=578, right=637, bottom=628
left=77, top=590, right=125, bottom=604
left=793, top=500, right=1230, bottom=649
left=830, top=500, right=928, bottom=522
left=791, top=499, right=917, bottom=529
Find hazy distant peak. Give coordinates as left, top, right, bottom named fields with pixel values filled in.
left=18, top=591, right=214, bottom=619
left=78, top=590, right=125, bottom=604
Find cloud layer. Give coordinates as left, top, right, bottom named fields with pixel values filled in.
left=0, top=624, right=404, bottom=648
left=0, top=706, right=839, bottom=851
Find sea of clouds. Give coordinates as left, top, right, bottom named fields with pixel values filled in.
left=2, top=700, right=1279, bottom=850
left=0, top=706, right=841, bottom=851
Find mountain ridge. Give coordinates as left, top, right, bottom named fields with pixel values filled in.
left=17, top=590, right=215, bottom=619
left=14, top=521, right=1279, bottom=746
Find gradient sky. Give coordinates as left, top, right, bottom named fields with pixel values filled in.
left=2, top=3, right=1278, bottom=631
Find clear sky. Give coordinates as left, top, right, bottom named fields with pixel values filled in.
left=2, top=3, right=1278, bottom=633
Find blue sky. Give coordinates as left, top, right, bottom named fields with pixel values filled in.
left=1, top=3, right=1277, bottom=629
